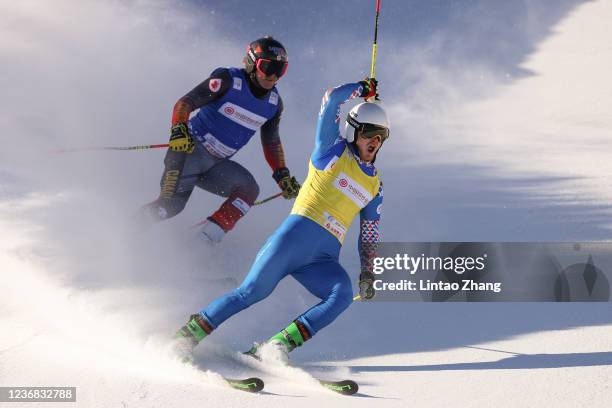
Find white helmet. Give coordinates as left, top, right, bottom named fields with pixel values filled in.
left=343, top=102, right=390, bottom=143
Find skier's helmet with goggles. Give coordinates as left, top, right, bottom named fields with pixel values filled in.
left=344, top=102, right=390, bottom=143
left=244, top=36, right=288, bottom=78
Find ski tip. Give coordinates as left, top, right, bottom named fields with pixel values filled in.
left=242, top=348, right=262, bottom=361
left=225, top=377, right=264, bottom=393
left=319, top=379, right=359, bottom=396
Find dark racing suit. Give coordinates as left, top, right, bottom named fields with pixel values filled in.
left=145, top=67, right=288, bottom=232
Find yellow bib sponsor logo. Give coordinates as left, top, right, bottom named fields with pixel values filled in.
left=322, top=212, right=348, bottom=241
left=333, top=172, right=373, bottom=208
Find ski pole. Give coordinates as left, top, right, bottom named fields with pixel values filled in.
left=355, top=2, right=383, bottom=302
left=192, top=192, right=284, bottom=228
left=370, top=0, right=381, bottom=79
left=254, top=192, right=283, bottom=206
left=193, top=191, right=283, bottom=223
left=54, top=143, right=169, bottom=153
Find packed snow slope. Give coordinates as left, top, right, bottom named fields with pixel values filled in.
left=1, top=1, right=611, bottom=406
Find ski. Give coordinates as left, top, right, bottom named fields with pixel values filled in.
left=224, top=376, right=264, bottom=393
left=242, top=348, right=357, bottom=395
left=318, top=379, right=359, bottom=396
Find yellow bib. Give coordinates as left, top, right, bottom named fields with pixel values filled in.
left=291, top=146, right=380, bottom=244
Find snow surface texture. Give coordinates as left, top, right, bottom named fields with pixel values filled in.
left=1, top=0, right=611, bottom=406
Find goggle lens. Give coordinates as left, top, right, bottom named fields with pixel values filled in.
left=256, top=58, right=288, bottom=78
left=347, top=115, right=389, bottom=142
left=359, top=126, right=389, bottom=142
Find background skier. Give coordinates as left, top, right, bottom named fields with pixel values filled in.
left=175, top=77, right=388, bottom=357
left=141, top=36, right=300, bottom=243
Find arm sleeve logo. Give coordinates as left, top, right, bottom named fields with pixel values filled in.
left=209, top=78, right=222, bottom=92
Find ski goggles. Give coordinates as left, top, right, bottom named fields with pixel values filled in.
left=255, top=58, right=288, bottom=78
left=347, top=116, right=390, bottom=142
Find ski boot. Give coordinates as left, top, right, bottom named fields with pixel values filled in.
left=244, top=320, right=311, bottom=362
left=173, top=314, right=214, bottom=362
left=196, top=218, right=226, bottom=245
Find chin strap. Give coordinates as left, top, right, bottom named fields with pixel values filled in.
left=246, top=72, right=269, bottom=97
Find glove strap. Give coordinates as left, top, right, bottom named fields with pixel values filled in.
left=360, top=271, right=375, bottom=282
left=171, top=122, right=188, bottom=133
left=272, top=167, right=290, bottom=183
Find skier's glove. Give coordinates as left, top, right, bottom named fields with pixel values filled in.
left=169, top=123, right=195, bottom=153
left=359, top=78, right=379, bottom=100
left=273, top=167, right=301, bottom=199
left=359, top=271, right=376, bottom=300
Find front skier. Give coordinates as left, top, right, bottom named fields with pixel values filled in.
left=175, top=78, right=388, bottom=357
left=141, top=36, right=300, bottom=243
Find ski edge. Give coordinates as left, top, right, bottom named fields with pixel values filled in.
left=225, top=377, right=264, bottom=393
left=318, top=379, right=359, bottom=396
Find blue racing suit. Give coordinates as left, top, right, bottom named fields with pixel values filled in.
left=199, top=82, right=383, bottom=338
